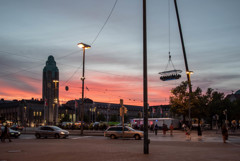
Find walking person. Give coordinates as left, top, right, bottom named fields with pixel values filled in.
left=162, top=124, right=168, bottom=136
left=0, top=124, right=2, bottom=141
left=154, top=124, right=158, bottom=135
left=2, top=124, right=12, bottom=143
left=185, top=125, right=191, bottom=141
left=197, top=123, right=202, bottom=141
left=169, top=123, right=174, bottom=136
left=221, top=124, right=228, bottom=143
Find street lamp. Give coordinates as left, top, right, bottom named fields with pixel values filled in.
left=24, top=106, right=27, bottom=132
left=174, top=0, right=193, bottom=126
left=78, top=42, right=91, bottom=135
left=186, top=70, right=193, bottom=125
left=53, top=80, right=59, bottom=125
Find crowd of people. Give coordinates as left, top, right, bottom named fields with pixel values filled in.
left=151, top=122, right=231, bottom=143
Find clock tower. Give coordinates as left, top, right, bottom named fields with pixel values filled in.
left=42, top=55, right=59, bottom=125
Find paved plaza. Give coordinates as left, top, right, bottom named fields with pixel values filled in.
left=0, top=129, right=240, bottom=161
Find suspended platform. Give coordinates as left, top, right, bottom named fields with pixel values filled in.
left=159, top=69, right=182, bottom=81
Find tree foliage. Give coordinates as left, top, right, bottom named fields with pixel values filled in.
left=169, top=81, right=233, bottom=124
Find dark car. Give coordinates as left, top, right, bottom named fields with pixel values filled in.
left=35, top=126, right=69, bottom=139
left=1, top=127, right=21, bottom=138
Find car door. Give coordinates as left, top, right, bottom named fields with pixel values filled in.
left=46, top=127, right=54, bottom=137
left=123, top=127, right=132, bottom=138
left=115, top=127, right=123, bottom=138
left=40, top=127, right=48, bottom=137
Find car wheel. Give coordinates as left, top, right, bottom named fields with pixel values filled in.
left=110, top=134, right=116, bottom=139
left=35, top=133, right=41, bottom=139
left=55, top=134, right=60, bottom=139
left=134, top=134, right=141, bottom=140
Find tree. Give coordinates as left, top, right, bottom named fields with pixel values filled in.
left=230, top=99, right=240, bottom=120
left=170, top=81, right=191, bottom=122
left=170, top=82, right=229, bottom=127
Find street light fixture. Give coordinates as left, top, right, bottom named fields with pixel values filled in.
left=186, top=71, right=194, bottom=75
left=77, top=42, right=91, bottom=135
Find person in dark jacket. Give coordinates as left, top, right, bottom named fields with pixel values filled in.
left=221, top=124, right=228, bottom=143
left=154, top=124, right=158, bottom=135
left=197, top=123, right=202, bottom=140
left=2, top=124, right=12, bottom=143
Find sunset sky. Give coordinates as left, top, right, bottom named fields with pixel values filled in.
left=0, top=0, right=240, bottom=106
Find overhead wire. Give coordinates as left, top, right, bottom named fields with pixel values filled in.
left=90, top=0, right=118, bottom=46
left=0, top=0, right=119, bottom=83
left=0, top=0, right=147, bottom=104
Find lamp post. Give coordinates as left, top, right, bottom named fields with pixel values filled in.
left=143, top=0, right=149, bottom=154
left=53, top=80, right=59, bottom=125
left=174, top=0, right=193, bottom=126
left=24, top=106, right=27, bottom=132
left=77, top=42, right=91, bottom=135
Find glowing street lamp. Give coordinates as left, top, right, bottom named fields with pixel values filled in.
left=186, top=71, right=194, bottom=75
left=77, top=42, right=91, bottom=135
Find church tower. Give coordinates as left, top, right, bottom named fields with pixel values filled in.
left=42, top=55, right=59, bottom=125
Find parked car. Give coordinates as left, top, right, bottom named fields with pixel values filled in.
left=104, top=126, right=143, bottom=140
left=10, top=125, right=24, bottom=131
left=1, top=126, right=21, bottom=138
left=35, top=126, right=69, bottom=139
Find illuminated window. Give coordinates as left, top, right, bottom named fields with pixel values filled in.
left=33, top=111, right=36, bottom=116
left=39, top=112, right=42, bottom=116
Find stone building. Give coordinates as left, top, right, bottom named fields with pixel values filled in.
left=0, top=99, right=44, bottom=127
left=42, top=55, right=59, bottom=125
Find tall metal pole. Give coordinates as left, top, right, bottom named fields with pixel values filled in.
left=143, top=0, right=149, bottom=154
left=81, top=48, right=86, bottom=135
left=174, top=0, right=192, bottom=125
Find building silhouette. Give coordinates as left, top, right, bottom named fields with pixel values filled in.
left=42, top=55, right=59, bottom=125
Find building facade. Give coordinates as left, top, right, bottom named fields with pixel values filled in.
left=0, top=99, right=44, bottom=127
left=42, top=55, right=59, bottom=125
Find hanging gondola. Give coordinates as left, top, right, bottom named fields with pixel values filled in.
left=159, top=53, right=182, bottom=81
left=159, top=0, right=182, bottom=81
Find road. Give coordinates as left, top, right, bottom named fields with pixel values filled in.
left=1, top=134, right=240, bottom=161
left=18, top=130, right=240, bottom=144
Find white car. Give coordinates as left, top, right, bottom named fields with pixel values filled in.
left=35, top=126, right=69, bottom=139
left=104, top=126, right=143, bottom=140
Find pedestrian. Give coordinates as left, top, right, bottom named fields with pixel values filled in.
left=150, top=124, right=154, bottom=133
left=154, top=124, right=158, bottom=135
left=2, top=124, right=12, bottom=143
left=221, top=124, right=228, bottom=143
left=0, top=124, right=2, bottom=141
left=197, top=123, right=202, bottom=140
left=170, top=123, right=174, bottom=136
left=185, top=125, right=191, bottom=141
left=162, top=124, right=167, bottom=136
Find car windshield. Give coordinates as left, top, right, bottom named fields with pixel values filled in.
left=51, top=126, right=63, bottom=131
